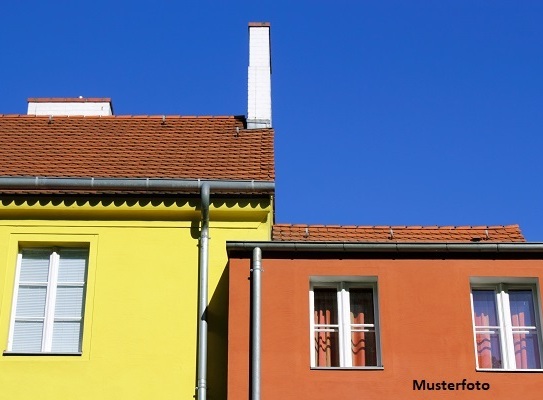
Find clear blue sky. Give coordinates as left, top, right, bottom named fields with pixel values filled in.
left=1, top=1, right=542, bottom=240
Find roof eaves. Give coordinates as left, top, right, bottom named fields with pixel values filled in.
left=227, top=241, right=543, bottom=254
left=0, top=176, right=275, bottom=194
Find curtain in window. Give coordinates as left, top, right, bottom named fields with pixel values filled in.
left=509, top=290, right=541, bottom=369
left=472, top=290, right=502, bottom=369
left=350, top=288, right=376, bottom=366
left=511, top=310, right=528, bottom=368
left=313, top=289, right=338, bottom=367
left=474, top=313, right=493, bottom=368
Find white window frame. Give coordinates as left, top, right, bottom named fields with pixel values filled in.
left=309, top=279, right=382, bottom=368
left=7, top=247, right=88, bottom=354
left=470, top=280, right=543, bottom=370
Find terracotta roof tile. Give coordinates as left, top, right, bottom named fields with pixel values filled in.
left=0, top=115, right=274, bottom=193
left=272, top=224, right=525, bottom=243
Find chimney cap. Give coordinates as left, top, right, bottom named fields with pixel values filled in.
left=27, top=97, right=112, bottom=103
left=248, top=22, right=270, bottom=27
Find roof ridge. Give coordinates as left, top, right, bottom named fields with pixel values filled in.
left=0, top=114, right=241, bottom=119
left=273, top=223, right=521, bottom=229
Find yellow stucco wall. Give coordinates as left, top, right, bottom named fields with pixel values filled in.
left=0, top=196, right=272, bottom=399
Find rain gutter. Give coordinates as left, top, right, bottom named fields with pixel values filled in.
left=226, top=241, right=543, bottom=253
left=0, top=176, right=274, bottom=193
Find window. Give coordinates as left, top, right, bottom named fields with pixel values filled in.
left=471, top=283, right=542, bottom=370
left=7, top=248, right=88, bottom=354
left=310, top=281, right=381, bottom=368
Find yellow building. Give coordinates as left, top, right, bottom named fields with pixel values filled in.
left=0, top=97, right=274, bottom=399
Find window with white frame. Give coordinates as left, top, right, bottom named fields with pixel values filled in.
left=471, top=282, right=542, bottom=370
left=7, top=248, right=88, bottom=354
left=310, top=281, right=381, bottom=368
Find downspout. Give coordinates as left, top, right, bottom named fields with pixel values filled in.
left=196, top=183, right=210, bottom=400
left=251, top=247, right=262, bottom=400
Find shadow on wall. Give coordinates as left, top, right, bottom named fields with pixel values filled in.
left=205, top=263, right=230, bottom=400
left=0, top=195, right=269, bottom=210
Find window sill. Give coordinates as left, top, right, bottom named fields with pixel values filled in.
left=3, top=351, right=82, bottom=356
left=311, top=366, right=384, bottom=371
left=476, top=368, right=543, bottom=373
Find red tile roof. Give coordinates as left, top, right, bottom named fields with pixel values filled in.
left=0, top=115, right=274, bottom=193
left=273, top=224, right=525, bottom=242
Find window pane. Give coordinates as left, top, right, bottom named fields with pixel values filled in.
left=314, top=330, right=339, bottom=367
left=12, top=321, right=43, bottom=352
left=15, top=286, right=46, bottom=318
left=350, top=288, right=374, bottom=325
left=19, top=250, right=50, bottom=283
left=473, top=290, right=498, bottom=327
left=58, top=250, right=87, bottom=283
left=513, top=331, right=541, bottom=369
left=476, top=331, right=502, bottom=368
left=314, top=289, right=337, bottom=325
left=509, top=290, right=537, bottom=327
left=10, top=247, right=89, bottom=353
left=52, top=321, right=82, bottom=352
left=351, top=329, right=377, bottom=366
left=55, top=286, right=85, bottom=318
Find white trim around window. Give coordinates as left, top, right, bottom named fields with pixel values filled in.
left=309, top=279, right=382, bottom=369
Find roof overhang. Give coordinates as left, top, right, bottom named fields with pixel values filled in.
left=227, top=241, right=543, bottom=257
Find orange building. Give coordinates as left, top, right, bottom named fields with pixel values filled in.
left=227, top=224, right=543, bottom=399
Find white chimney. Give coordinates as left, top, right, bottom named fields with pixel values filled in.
left=247, top=22, right=272, bottom=129
left=27, top=97, right=114, bottom=116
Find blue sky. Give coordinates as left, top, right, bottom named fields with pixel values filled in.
left=1, top=1, right=542, bottom=240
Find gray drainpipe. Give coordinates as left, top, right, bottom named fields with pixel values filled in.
left=251, top=247, right=262, bottom=400
left=0, top=176, right=275, bottom=400
left=196, top=183, right=210, bottom=400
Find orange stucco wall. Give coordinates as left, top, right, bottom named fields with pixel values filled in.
left=228, top=255, right=543, bottom=400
